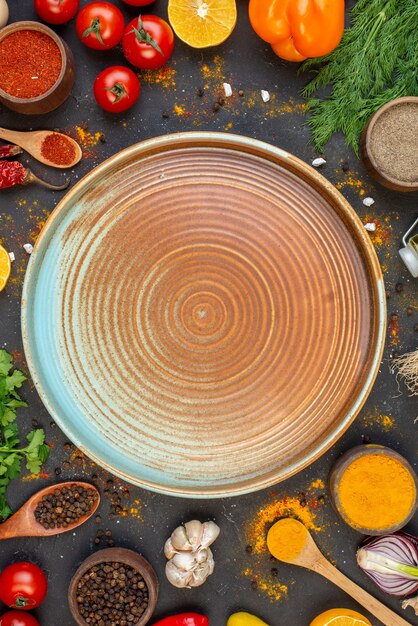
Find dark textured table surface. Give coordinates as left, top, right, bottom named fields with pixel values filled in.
left=0, top=1, right=417, bottom=625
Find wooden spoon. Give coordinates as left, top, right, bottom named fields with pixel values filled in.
left=0, top=482, right=100, bottom=539
left=0, top=127, right=82, bottom=169
left=267, top=519, right=412, bottom=626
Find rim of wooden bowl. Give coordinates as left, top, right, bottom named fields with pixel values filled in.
left=0, top=21, right=68, bottom=104
left=329, top=444, right=418, bottom=535
left=362, top=96, right=418, bottom=191
left=68, top=548, right=159, bottom=626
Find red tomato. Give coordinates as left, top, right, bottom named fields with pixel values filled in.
left=121, top=0, right=155, bottom=5
left=0, top=611, right=40, bottom=626
left=0, top=563, right=47, bottom=610
left=76, top=2, right=125, bottom=50
left=34, top=0, right=80, bottom=24
left=94, top=66, right=141, bottom=112
left=122, top=15, right=174, bottom=70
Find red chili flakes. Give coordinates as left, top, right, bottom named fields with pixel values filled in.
left=41, top=133, right=76, bottom=167
left=0, top=30, right=62, bottom=99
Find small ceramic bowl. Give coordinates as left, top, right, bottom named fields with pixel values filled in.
left=68, top=547, right=159, bottom=626
left=329, top=444, right=418, bottom=535
left=0, top=21, right=75, bottom=115
left=361, top=96, right=418, bottom=192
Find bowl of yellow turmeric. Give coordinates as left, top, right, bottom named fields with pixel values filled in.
left=329, top=444, right=418, bottom=535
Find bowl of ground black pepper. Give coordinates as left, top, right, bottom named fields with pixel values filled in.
left=0, top=21, right=75, bottom=114
left=68, top=548, right=158, bottom=626
left=361, top=97, right=418, bottom=192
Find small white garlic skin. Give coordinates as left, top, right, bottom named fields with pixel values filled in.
left=0, top=0, right=8, bottom=29
left=164, top=538, right=177, bottom=560
left=165, top=561, right=193, bottom=588
left=171, top=525, right=193, bottom=551
left=200, top=521, right=220, bottom=547
left=184, top=519, right=204, bottom=549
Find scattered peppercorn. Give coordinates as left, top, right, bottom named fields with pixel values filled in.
left=245, top=545, right=253, bottom=554
left=407, top=307, right=413, bottom=316
left=95, top=515, right=102, bottom=525
left=395, top=282, right=403, bottom=293
left=50, top=421, right=57, bottom=428
left=251, top=579, right=258, bottom=590
left=217, top=96, right=225, bottom=106
left=341, top=162, right=350, bottom=173
left=362, top=435, right=372, bottom=444
left=76, top=561, right=149, bottom=625
left=385, top=290, right=391, bottom=299
left=238, top=90, right=244, bottom=97
left=271, top=567, right=278, bottom=577
left=162, top=111, right=170, bottom=119
left=54, top=467, right=62, bottom=476
left=212, top=102, right=220, bottom=112
left=197, top=88, right=204, bottom=97
left=34, top=484, right=98, bottom=529
left=390, top=313, right=399, bottom=322
left=99, top=133, right=107, bottom=143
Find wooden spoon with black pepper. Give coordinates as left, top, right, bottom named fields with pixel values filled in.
left=0, top=127, right=82, bottom=169
left=0, top=482, right=100, bottom=539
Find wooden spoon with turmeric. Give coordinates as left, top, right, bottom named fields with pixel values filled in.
left=267, top=518, right=411, bottom=626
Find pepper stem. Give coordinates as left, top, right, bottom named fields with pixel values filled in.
left=25, top=170, right=70, bottom=191
left=82, top=17, right=106, bottom=47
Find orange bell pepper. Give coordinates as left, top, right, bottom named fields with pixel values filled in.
left=249, top=0, right=345, bottom=62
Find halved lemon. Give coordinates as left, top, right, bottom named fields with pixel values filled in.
left=0, top=244, right=11, bottom=292
left=168, top=0, right=237, bottom=48
left=310, top=608, right=372, bottom=626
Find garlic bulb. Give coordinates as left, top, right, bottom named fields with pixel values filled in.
left=0, top=0, right=9, bottom=29
left=165, top=520, right=220, bottom=588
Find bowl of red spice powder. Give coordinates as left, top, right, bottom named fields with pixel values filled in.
left=0, top=21, right=75, bottom=114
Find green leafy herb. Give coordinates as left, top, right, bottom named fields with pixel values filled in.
left=301, top=0, right=418, bottom=154
left=0, top=349, right=50, bottom=520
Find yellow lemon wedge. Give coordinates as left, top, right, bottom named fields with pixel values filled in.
left=168, top=0, right=237, bottom=48
left=0, top=244, right=11, bottom=292
left=310, top=608, right=372, bottom=626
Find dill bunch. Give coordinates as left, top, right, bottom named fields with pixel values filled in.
left=301, top=0, right=418, bottom=154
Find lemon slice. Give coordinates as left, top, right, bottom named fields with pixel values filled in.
left=310, top=608, right=372, bottom=626
left=0, top=244, right=11, bottom=292
left=168, top=0, right=237, bottom=48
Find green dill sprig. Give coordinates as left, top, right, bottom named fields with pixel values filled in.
left=300, top=0, right=418, bottom=154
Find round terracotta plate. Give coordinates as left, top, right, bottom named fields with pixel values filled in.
left=22, top=133, right=385, bottom=497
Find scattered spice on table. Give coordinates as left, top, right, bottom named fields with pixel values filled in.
left=0, top=30, right=62, bottom=99
left=368, top=102, right=418, bottom=183
left=76, top=562, right=149, bottom=625
left=40, top=133, right=76, bottom=167
left=336, top=453, right=416, bottom=531
left=0, top=144, right=22, bottom=158
left=34, top=484, right=98, bottom=529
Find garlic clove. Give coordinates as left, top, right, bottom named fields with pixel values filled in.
left=189, top=559, right=213, bottom=587
left=171, top=551, right=198, bottom=572
left=195, top=547, right=209, bottom=564
left=171, top=524, right=193, bottom=551
left=200, top=520, right=220, bottom=547
left=184, top=519, right=204, bottom=549
left=164, top=538, right=178, bottom=560
left=206, top=548, right=215, bottom=575
left=165, top=560, right=193, bottom=588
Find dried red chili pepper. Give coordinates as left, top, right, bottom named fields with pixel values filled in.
left=0, top=161, right=70, bottom=190
left=0, top=144, right=22, bottom=158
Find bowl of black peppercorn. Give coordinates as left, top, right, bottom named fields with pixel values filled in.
left=68, top=547, right=159, bottom=626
